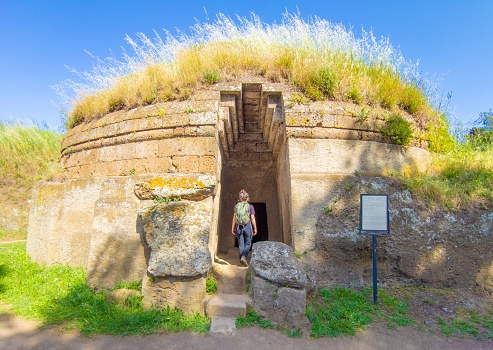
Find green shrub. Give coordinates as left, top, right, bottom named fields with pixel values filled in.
left=380, top=113, right=413, bottom=145
left=306, top=67, right=339, bottom=100
left=426, top=114, right=456, bottom=153
left=202, top=71, right=220, bottom=85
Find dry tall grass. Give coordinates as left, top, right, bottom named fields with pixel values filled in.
left=55, top=13, right=440, bottom=129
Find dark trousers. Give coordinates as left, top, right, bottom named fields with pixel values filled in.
left=236, top=221, right=253, bottom=259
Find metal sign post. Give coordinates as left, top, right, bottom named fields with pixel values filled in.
left=359, top=194, right=390, bottom=305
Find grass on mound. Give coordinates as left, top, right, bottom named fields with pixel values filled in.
left=401, top=110, right=493, bottom=211
left=0, top=243, right=209, bottom=336
left=0, top=122, right=64, bottom=206
left=59, top=13, right=439, bottom=130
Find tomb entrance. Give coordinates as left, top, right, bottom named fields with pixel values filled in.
left=216, top=83, right=289, bottom=254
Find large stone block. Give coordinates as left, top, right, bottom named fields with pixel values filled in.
left=134, top=174, right=217, bottom=201
left=86, top=177, right=147, bottom=289
left=251, top=275, right=308, bottom=330
left=141, top=274, right=206, bottom=315
left=140, top=197, right=213, bottom=277
left=251, top=241, right=307, bottom=288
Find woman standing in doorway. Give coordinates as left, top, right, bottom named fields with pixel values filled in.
left=231, top=189, right=257, bottom=266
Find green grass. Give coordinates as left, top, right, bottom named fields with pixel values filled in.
left=307, top=288, right=376, bottom=338
left=236, top=307, right=275, bottom=329
left=0, top=229, right=27, bottom=242
left=0, top=122, right=63, bottom=207
left=206, top=275, right=218, bottom=295
left=112, top=279, right=142, bottom=291
left=0, top=243, right=210, bottom=336
left=401, top=141, right=493, bottom=211
left=307, top=287, right=414, bottom=338
left=436, top=315, right=490, bottom=340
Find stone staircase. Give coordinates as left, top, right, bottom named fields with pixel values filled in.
left=206, top=251, right=251, bottom=335
left=218, top=83, right=285, bottom=163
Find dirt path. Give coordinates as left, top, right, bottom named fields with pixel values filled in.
left=1, top=313, right=491, bottom=350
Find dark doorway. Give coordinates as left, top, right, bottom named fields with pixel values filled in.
left=234, top=202, right=268, bottom=247
left=251, top=202, right=268, bottom=244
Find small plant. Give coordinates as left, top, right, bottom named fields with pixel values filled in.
left=129, top=168, right=136, bottom=175
left=184, top=108, right=194, bottom=114
left=154, top=196, right=180, bottom=204
left=113, top=279, right=142, bottom=291
left=288, top=92, right=311, bottom=106
left=333, top=198, right=339, bottom=203
left=236, top=307, right=274, bottom=329
left=306, top=67, right=339, bottom=99
left=245, top=284, right=250, bottom=292
left=324, top=206, right=332, bottom=213
left=295, top=253, right=301, bottom=258
left=357, top=107, right=371, bottom=121
left=347, top=86, right=363, bottom=104
left=206, top=275, right=218, bottom=295
left=202, top=71, right=220, bottom=84
left=158, top=109, right=165, bottom=117
left=345, top=183, right=354, bottom=191
left=354, top=169, right=360, bottom=176
left=380, top=113, right=413, bottom=145
left=101, top=122, right=107, bottom=127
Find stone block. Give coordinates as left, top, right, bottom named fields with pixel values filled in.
left=141, top=274, right=206, bottom=315
left=251, top=241, right=307, bottom=288
left=140, top=197, right=213, bottom=277
left=134, top=174, right=217, bottom=201
left=206, top=293, right=249, bottom=317
left=250, top=276, right=308, bottom=330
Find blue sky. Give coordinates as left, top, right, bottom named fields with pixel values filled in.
left=1, top=1, right=492, bottom=132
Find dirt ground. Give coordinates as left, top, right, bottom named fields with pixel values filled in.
left=0, top=312, right=491, bottom=350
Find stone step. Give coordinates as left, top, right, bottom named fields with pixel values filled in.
left=206, top=293, right=251, bottom=318
left=217, top=264, right=248, bottom=294
left=209, top=316, right=237, bottom=336
left=238, top=133, right=263, bottom=142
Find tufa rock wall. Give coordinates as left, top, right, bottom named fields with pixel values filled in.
left=298, top=175, right=493, bottom=293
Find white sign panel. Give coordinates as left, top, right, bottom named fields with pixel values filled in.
left=361, top=195, right=388, bottom=232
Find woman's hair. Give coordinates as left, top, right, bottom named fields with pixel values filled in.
left=238, top=189, right=249, bottom=201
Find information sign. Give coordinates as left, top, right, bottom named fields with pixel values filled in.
left=359, top=194, right=389, bottom=235
left=358, top=194, right=390, bottom=305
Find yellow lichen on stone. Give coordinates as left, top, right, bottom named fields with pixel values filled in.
left=146, top=176, right=205, bottom=191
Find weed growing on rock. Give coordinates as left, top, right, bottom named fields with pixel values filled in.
left=206, top=275, right=217, bottom=295
left=202, top=71, right=220, bottom=85
left=113, top=279, right=142, bottom=291
left=380, top=113, right=413, bottom=145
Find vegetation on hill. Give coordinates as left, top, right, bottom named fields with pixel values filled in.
left=0, top=122, right=63, bottom=211
left=56, top=12, right=442, bottom=134
left=402, top=109, right=493, bottom=211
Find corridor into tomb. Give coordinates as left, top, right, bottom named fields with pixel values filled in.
left=216, top=83, right=291, bottom=256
